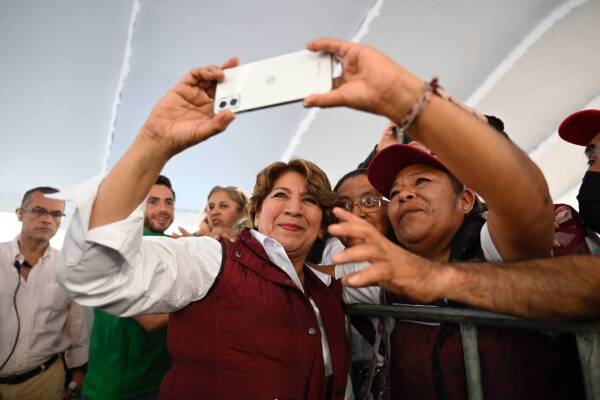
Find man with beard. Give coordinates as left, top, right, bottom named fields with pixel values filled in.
left=144, top=175, right=175, bottom=235
left=83, top=175, right=175, bottom=400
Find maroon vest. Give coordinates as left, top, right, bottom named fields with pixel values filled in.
left=160, top=230, right=350, bottom=399
left=386, top=215, right=584, bottom=400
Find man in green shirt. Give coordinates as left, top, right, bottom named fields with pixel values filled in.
left=83, top=175, right=175, bottom=400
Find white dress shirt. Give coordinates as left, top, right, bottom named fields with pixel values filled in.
left=0, top=238, right=89, bottom=376
left=55, top=176, right=353, bottom=398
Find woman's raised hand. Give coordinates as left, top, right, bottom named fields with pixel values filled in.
left=328, top=207, right=447, bottom=303
left=304, top=37, right=422, bottom=123
left=140, top=58, right=239, bottom=158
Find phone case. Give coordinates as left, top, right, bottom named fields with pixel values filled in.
left=214, top=50, right=332, bottom=114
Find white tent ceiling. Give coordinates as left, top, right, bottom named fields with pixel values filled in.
left=1, top=0, right=599, bottom=229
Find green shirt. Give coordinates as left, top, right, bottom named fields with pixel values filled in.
left=82, top=229, right=171, bottom=400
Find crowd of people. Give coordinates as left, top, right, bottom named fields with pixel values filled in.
left=1, top=37, right=599, bottom=400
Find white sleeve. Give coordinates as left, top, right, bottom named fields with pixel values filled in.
left=55, top=176, right=223, bottom=317
left=63, top=300, right=89, bottom=368
left=321, top=237, right=380, bottom=305
left=480, top=222, right=504, bottom=262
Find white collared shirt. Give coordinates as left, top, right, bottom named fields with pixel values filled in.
left=0, top=238, right=89, bottom=376
left=55, top=176, right=353, bottom=398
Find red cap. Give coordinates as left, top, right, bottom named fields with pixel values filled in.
left=558, top=109, right=600, bottom=146
left=367, top=144, right=447, bottom=197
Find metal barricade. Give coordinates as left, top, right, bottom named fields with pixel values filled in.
left=345, top=304, right=600, bottom=400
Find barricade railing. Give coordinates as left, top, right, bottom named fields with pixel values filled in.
left=345, top=303, right=600, bottom=400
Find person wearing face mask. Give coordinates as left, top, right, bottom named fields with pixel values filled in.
left=559, top=109, right=600, bottom=234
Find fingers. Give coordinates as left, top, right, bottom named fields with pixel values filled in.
left=331, top=243, right=381, bottom=265
left=208, top=110, right=236, bottom=134
left=303, top=73, right=346, bottom=108
left=378, top=122, right=400, bottom=151
left=184, top=63, right=231, bottom=88
left=185, top=58, right=239, bottom=86
left=307, top=37, right=352, bottom=58
left=328, top=207, right=377, bottom=239
left=342, top=265, right=385, bottom=288
left=331, top=76, right=344, bottom=90
left=221, top=57, right=240, bottom=70
left=303, top=90, right=344, bottom=108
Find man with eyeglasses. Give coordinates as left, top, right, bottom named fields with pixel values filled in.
left=0, top=187, right=89, bottom=400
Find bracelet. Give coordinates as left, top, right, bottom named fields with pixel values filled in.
left=396, top=77, right=446, bottom=136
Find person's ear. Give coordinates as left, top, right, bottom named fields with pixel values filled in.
left=16, top=207, right=23, bottom=222
left=459, top=189, right=476, bottom=214
left=253, top=210, right=260, bottom=230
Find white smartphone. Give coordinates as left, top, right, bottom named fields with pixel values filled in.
left=214, top=50, right=333, bottom=114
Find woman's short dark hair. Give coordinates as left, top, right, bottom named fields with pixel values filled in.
left=333, top=168, right=368, bottom=192
left=250, top=159, right=337, bottom=231
left=156, top=175, right=175, bottom=200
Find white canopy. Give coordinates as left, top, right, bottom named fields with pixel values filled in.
left=1, top=0, right=599, bottom=232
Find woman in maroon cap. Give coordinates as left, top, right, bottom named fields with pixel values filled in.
left=304, top=38, right=583, bottom=399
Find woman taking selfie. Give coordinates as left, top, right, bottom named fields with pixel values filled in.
left=56, top=59, right=352, bottom=399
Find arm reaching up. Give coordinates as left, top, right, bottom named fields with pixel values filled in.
left=330, top=208, right=600, bottom=320
left=90, top=59, right=238, bottom=230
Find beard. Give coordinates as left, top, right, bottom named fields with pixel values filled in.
left=144, top=214, right=172, bottom=233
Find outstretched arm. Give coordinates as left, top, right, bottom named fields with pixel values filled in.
left=57, top=61, right=238, bottom=316
left=330, top=208, right=600, bottom=320
left=305, top=37, right=553, bottom=260
left=90, top=60, right=238, bottom=230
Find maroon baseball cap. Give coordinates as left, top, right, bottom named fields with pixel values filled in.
left=367, top=144, right=447, bottom=197
left=558, top=109, right=600, bottom=146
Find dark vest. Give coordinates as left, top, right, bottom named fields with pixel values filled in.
left=386, top=214, right=584, bottom=400
left=159, top=229, right=350, bottom=400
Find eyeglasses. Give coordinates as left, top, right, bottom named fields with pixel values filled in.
left=21, top=207, right=65, bottom=219
left=337, top=195, right=389, bottom=213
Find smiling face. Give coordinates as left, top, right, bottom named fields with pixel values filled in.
left=387, top=163, right=472, bottom=259
left=144, top=184, right=175, bottom=233
left=253, top=171, right=323, bottom=264
left=206, top=190, right=242, bottom=230
left=336, top=174, right=390, bottom=246
left=18, top=191, right=64, bottom=243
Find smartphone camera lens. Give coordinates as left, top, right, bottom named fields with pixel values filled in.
left=219, top=100, right=227, bottom=109
left=229, top=98, right=238, bottom=106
